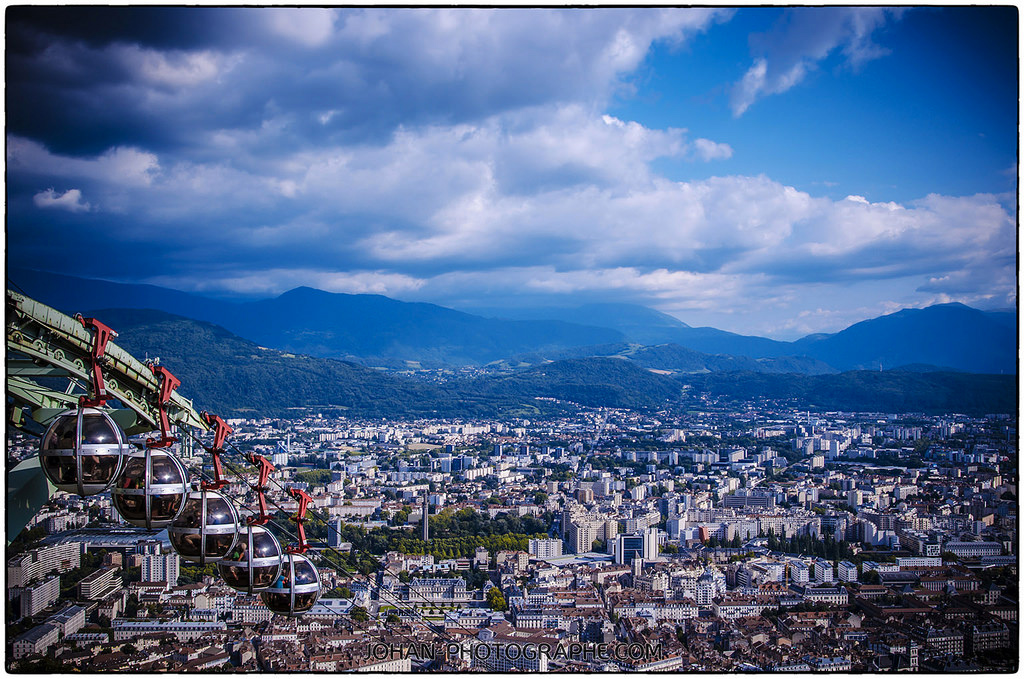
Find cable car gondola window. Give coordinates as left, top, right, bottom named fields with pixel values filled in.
left=260, top=553, right=321, bottom=616
left=112, top=448, right=189, bottom=529
left=169, top=490, right=239, bottom=565
left=39, top=408, right=127, bottom=496
left=218, top=525, right=281, bottom=594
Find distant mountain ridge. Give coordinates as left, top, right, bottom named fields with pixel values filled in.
left=682, top=369, right=1016, bottom=416
left=466, top=301, right=795, bottom=356
left=462, top=302, right=693, bottom=344
left=96, top=308, right=1014, bottom=417
left=10, top=268, right=623, bottom=367
left=231, top=286, right=625, bottom=366
left=494, top=342, right=838, bottom=376
left=87, top=307, right=442, bottom=417
left=789, top=303, right=1016, bottom=374
left=471, top=300, right=1017, bottom=373
left=88, top=308, right=682, bottom=416
left=9, top=267, right=1016, bottom=374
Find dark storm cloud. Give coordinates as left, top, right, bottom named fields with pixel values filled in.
left=7, top=7, right=268, bottom=51
left=8, top=8, right=722, bottom=156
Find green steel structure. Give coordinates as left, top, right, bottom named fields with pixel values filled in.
left=6, top=288, right=209, bottom=542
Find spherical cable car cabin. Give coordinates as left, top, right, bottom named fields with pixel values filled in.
left=169, top=489, right=239, bottom=564
left=219, top=524, right=282, bottom=594
left=260, top=553, right=321, bottom=615
left=39, top=407, right=127, bottom=496
left=112, top=447, right=190, bottom=529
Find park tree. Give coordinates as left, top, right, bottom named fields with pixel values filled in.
left=486, top=587, right=507, bottom=612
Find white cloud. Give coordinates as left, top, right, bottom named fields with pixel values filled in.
left=12, top=110, right=1012, bottom=322
left=765, top=300, right=906, bottom=337
left=151, top=268, right=425, bottom=297
left=731, top=8, right=902, bottom=116
left=693, top=138, right=734, bottom=161
left=9, top=137, right=160, bottom=187
left=16, top=8, right=731, bottom=161
left=33, top=188, right=91, bottom=212
left=114, top=45, right=234, bottom=88
left=731, top=58, right=769, bottom=118
left=328, top=8, right=730, bottom=98
left=261, top=8, right=339, bottom=47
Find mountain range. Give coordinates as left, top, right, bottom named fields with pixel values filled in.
left=8, top=266, right=1017, bottom=375
left=82, top=308, right=1018, bottom=417
left=86, top=308, right=681, bottom=418
left=469, top=301, right=1016, bottom=374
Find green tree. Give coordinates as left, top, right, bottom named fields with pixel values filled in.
left=125, top=594, right=140, bottom=617
left=294, top=469, right=333, bottom=485
left=392, top=507, right=411, bottom=526
left=351, top=606, right=370, bottom=622
left=122, top=566, right=141, bottom=585
left=486, top=587, right=507, bottom=612
left=8, top=525, right=47, bottom=555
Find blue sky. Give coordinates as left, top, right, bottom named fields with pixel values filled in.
left=612, top=7, right=1017, bottom=203
left=6, top=7, right=1017, bottom=339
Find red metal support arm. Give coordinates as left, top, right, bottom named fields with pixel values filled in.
left=200, top=411, right=233, bottom=490
left=76, top=315, right=117, bottom=408
left=246, top=453, right=275, bottom=526
left=286, top=488, right=313, bottom=554
left=146, top=365, right=181, bottom=448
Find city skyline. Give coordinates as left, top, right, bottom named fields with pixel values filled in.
left=6, top=6, right=1018, bottom=339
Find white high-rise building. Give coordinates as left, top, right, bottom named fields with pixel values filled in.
left=7, top=542, right=80, bottom=588
left=789, top=560, right=811, bottom=584
left=813, top=559, right=835, bottom=583
left=528, top=539, right=563, bottom=559
left=837, top=561, right=858, bottom=582
left=20, top=575, right=60, bottom=618
left=666, top=517, right=686, bottom=540
left=694, top=567, right=725, bottom=605
left=142, top=552, right=179, bottom=587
